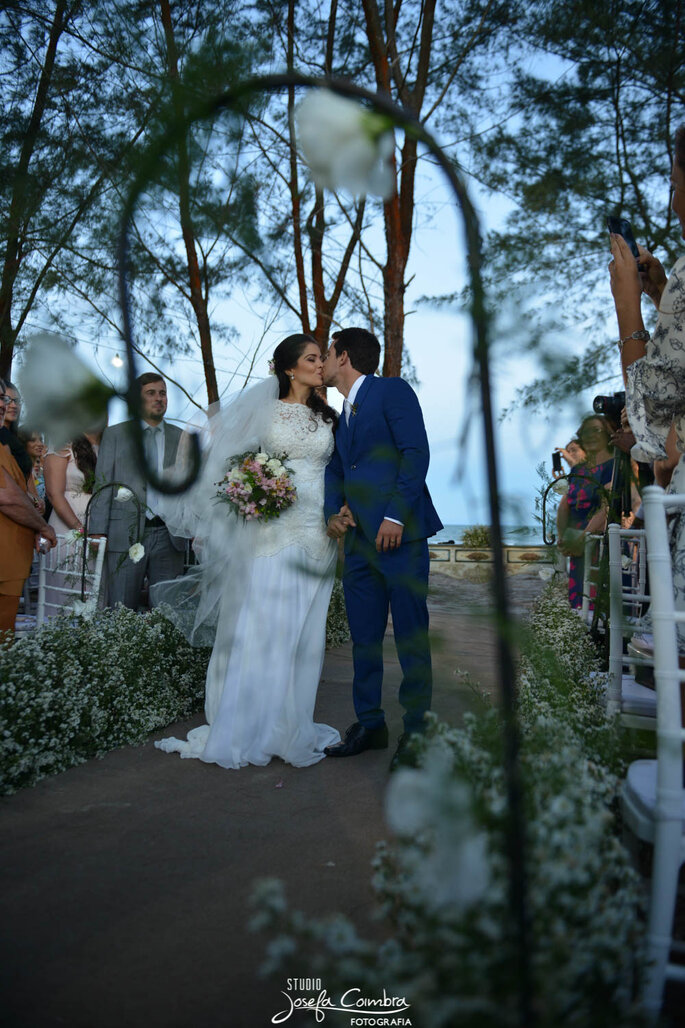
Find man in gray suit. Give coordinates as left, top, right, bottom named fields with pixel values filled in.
left=89, top=373, right=185, bottom=609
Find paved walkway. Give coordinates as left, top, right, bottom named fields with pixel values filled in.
left=0, top=572, right=544, bottom=1028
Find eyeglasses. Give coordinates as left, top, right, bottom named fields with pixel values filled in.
left=5, top=396, right=21, bottom=406
left=0, top=394, right=9, bottom=405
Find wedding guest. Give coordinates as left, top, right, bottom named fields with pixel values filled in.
left=43, top=429, right=103, bottom=617
left=608, top=122, right=685, bottom=644
left=0, top=378, right=56, bottom=637
left=552, top=438, right=586, bottom=490
left=17, top=425, right=47, bottom=514
left=556, top=415, right=615, bottom=608
left=88, top=373, right=185, bottom=609
left=0, top=381, right=35, bottom=486
left=45, top=431, right=101, bottom=536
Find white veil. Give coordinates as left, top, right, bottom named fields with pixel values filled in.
left=152, top=375, right=279, bottom=719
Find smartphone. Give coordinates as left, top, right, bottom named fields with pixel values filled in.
left=552, top=451, right=563, bottom=473
left=606, top=215, right=647, bottom=271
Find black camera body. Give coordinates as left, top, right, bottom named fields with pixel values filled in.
left=593, top=390, right=626, bottom=425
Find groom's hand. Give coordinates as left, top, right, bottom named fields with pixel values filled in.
left=376, top=519, right=403, bottom=552
left=327, top=504, right=356, bottom=539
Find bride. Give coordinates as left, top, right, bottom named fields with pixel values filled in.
left=153, top=334, right=341, bottom=768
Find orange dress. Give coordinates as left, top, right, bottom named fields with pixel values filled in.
left=0, top=443, right=35, bottom=597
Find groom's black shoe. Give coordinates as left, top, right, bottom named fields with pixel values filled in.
left=325, top=721, right=388, bottom=757
left=389, top=732, right=422, bottom=773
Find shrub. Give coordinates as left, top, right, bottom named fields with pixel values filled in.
left=326, top=577, right=350, bottom=648
left=0, top=606, right=209, bottom=795
left=462, top=524, right=492, bottom=548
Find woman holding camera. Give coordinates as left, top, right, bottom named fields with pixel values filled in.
left=609, top=123, right=685, bottom=641
left=557, top=414, right=615, bottom=608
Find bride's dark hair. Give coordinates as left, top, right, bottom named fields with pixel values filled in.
left=272, top=334, right=337, bottom=426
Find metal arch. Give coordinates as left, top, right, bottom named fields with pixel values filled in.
left=118, top=72, right=532, bottom=1023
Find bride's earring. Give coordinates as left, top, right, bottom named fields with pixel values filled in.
left=289, top=373, right=295, bottom=380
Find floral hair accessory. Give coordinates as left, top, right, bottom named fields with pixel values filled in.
left=268, top=359, right=275, bottom=375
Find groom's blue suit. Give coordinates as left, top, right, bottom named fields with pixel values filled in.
left=324, top=375, right=442, bottom=732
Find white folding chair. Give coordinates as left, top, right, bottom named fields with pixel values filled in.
left=580, top=532, right=605, bottom=623
left=621, top=486, right=685, bottom=1021
left=606, top=523, right=656, bottom=729
left=36, top=534, right=107, bottom=623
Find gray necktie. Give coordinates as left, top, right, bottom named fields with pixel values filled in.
left=144, top=425, right=160, bottom=473
left=343, top=399, right=352, bottom=425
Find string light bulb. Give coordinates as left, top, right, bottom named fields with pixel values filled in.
left=111, top=353, right=124, bottom=368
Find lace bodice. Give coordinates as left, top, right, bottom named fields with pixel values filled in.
left=254, top=402, right=336, bottom=559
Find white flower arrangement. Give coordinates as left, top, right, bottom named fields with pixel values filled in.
left=1, top=591, right=348, bottom=796
left=128, top=542, right=145, bottom=564
left=0, top=606, right=210, bottom=795
left=250, top=580, right=645, bottom=1024
left=17, top=333, right=114, bottom=447
left=295, top=89, right=396, bottom=200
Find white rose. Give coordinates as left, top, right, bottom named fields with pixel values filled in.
left=128, top=542, right=145, bottom=564
left=295, top=90, right=396, bottom=200
left=115, top=487, right=133, bottom=502
left=255, top=452, right=268, bottom=465
left=266, top=458, right=283, bottom=473
left=228, top=468, right=246, bottom=482
left=17, top=333, right=114, bottom=448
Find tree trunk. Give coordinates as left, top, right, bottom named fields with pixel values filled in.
left=362, top=0, right=436, bottom=377
left=0, top=0, right=68, bottom=379
left=160, top=0, right=218, bottom=405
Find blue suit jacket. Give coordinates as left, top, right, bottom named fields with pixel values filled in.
left=324, top=376, right=442, bottom=547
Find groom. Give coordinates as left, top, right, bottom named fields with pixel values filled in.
left=322, top=328, right=442, bottom=769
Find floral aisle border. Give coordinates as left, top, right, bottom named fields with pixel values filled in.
left=0, top=606, right=209, bottom=795
left=249, top=579, right=647, bottom=1027
left=0, top=592, right=348, bottom=797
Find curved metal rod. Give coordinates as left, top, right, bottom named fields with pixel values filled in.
left=541, top=476, right=569, bottom=545
left=118, top=72, right=532, bottom=1022
left=81, top=482, right=144, bottom=601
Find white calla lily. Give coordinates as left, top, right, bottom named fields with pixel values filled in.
left=18, top=333, right=114, bottom=448
left=295, top=89, right=396, bottom=200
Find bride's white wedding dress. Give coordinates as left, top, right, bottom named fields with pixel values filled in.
left=155, top=397, right=341, bottom=769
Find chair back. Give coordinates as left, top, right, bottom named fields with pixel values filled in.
left=643, top=487, right=685, bottom=815
left=36, top=534, right=107, bottom=624
left=580, top=532, right=605, bottom=622
left=607, top=524, right=649, bottom=713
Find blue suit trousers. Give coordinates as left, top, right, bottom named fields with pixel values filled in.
left=342, top=533, right=432, bottom=732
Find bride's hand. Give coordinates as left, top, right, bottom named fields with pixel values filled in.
left=327, top=505, right=356, bottom=539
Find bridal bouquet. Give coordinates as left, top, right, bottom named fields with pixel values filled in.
left=216, top=451, right=296, bottom=523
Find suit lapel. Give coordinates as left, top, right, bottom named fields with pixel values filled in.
left=346, top=376, right=373, bottom=452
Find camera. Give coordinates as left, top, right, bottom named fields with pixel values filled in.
left=593, top=390, right=626, bottom=425
left=552, top=451, right=563, bottom=473
left=606, top=216, right=647, bottom=272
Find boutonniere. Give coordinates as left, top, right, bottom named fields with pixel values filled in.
left=350, top=403, right=358, bottom=417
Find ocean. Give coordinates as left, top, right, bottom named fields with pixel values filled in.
left=430, top=524, right=543, bottom=546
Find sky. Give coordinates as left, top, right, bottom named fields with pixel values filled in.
left=92, top=154, right=622, bottom=533
left=19, top=103, right=625, bottom=534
